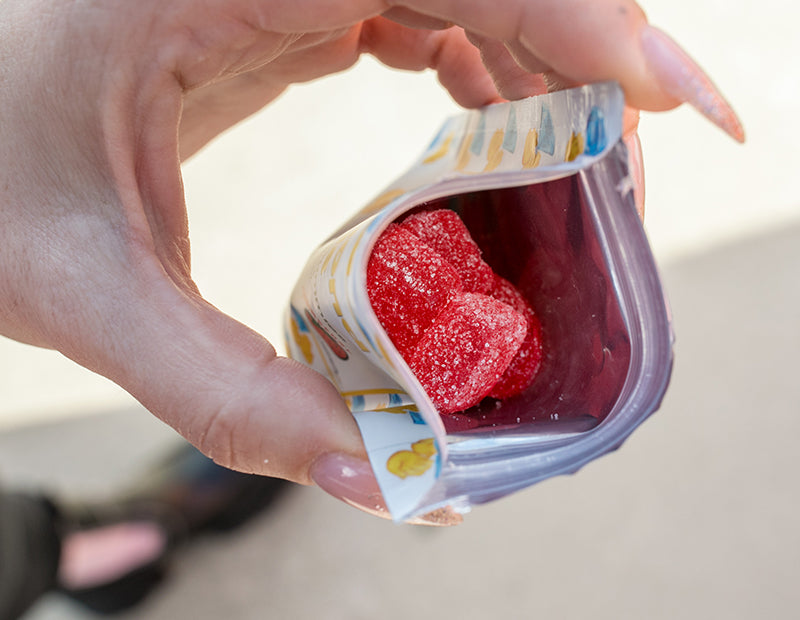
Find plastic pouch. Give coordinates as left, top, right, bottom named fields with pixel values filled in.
left=285, top=82, right=674, bottom=522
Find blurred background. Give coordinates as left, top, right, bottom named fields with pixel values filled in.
left=2, top=0, right=798, bottom=618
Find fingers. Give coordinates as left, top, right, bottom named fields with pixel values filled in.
left=464, top=33, right=549, bottom=101
left=163, top=0, right=742, bottom=145
left=359, top=18, right=500, bottom=108
left=388, top=0, right=743, bottom=141
left=387, top=0, right=648, bottom=105
left=381, top=6, right=453, bottom=31
left=179, top=26, right=364, bottom=159
left=151, top=0, right=742, bottom=141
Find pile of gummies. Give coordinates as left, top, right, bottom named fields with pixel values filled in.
left=367, top=209, right=543, bottom=416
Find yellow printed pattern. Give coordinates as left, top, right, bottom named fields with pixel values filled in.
left=386, top=438, right=437, bottom=479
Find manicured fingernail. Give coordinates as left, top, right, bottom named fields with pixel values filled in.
left=641, top=25, right=745, bottom=143
left=310, top=453, right=464, bottom=526
left=310, top=453, right=390, bottom=519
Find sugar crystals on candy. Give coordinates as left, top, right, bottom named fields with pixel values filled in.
left=488, top=276, right=544, bottom=399
left=367, top=209, right=544, bottom=415
left=408, top=293, right=527, bottom=414
left=399, top=209, right=495, bottom=294
left=367, top=224, right=462, bottom=357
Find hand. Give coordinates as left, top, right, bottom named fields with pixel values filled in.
left=0, top=0, right=741, bottom=503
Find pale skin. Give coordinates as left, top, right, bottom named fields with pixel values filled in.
left=0, top=0, right=742, bottom=500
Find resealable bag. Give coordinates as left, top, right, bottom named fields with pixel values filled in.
left=285, top=82, right=674, bottom=522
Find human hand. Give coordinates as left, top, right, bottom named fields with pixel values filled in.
left=0, top=0, right=741, bottom=514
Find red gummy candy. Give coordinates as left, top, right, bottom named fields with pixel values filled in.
left=367, top=210, right=544, bottom=415
left=489, top=276, right=544, bottom=399
left=407, top=292, right=527, bottom=414
left=400, top=209, right=495, bottom=294
left=366, top=224, right=463, bottom=357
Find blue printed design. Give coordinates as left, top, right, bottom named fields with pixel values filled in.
left=354, top=316, right=376, bottom=351
left=470, top=114, right=486, bottom=155
left=585, top=106, right=607, bottom=156
left=290, top=305, right=309, bottom=332
left=351, top=395, right=366, bottom=411
left=426, top=123, right=448, bottom=152
left=389, top=393, right=403, bottom=407
left=538, top=106, right=555, bottom=155
left=502, top=105, right=518, bottom=153
left=409, top=410, right=426, bottom=425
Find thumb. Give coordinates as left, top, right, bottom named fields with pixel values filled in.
left=70, top=252, right=365, bottom=485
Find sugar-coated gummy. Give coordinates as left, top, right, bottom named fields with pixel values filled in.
left=488, top=276, right=544, bottom=399
left=366, top=224, right=463, bottom=357
left=408, top=292, right=527, bottom=414
left=367, top=209, right=544, bottom=415
left=399, top=210, right=496, bottom=294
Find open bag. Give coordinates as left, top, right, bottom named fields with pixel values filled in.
left=285, top=82, right=674, bottom=522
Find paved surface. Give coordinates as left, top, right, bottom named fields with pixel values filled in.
left=4, top=218, right=798, bottom=620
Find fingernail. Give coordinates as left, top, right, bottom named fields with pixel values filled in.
left=310, top=453, right=390, bottom=519
left=641, top=25, right=745, bottom=143
left=310, top=453, right=464, bottom=526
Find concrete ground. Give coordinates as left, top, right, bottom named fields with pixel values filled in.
left=4, top=218, right=799, bottom=620
left=1, top=0, right=798, bottom=618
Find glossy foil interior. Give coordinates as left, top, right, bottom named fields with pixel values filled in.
left=413, top=173, right=632, bottom=433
